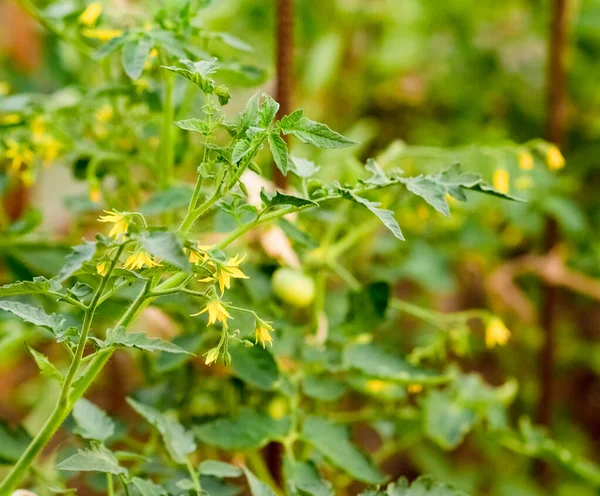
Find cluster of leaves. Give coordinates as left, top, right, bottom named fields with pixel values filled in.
left=0, top=1, right=599, bottom=496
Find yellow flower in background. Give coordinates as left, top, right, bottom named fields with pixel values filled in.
left=5, top=139, right=34, bottom=171
left=1, top=113, right=21, bottom=125
left=546, top=144, right=565, bottom=170
left=95, top=105, right=113, bottom=122
left=81, top=28, right=122, bottom=41
left=0, top=82, right=10, bottom=96
left=254, top=320, right=274, bottom=348
left=408, top=384, right=423, bottom=394
left=485, top=318, right=511, bottom=349
left=192, top=300, right=231, bottom=326
left=493, top=169, right=510, bottom=194
left=40, top=137, right=61, bottom=166
left=365, top=380, right=390, bottom=393
left=98, top=209, right=129, bottom=238
left=90, top=184, right=101, bottom=203
left=124, top=250, right=161, bottom=271
left=515, top=176, right=533, bottom=190
left=204, top=348, right=220, bottom=366
left=518, top=151, right=534, bottom=170
left=96, top=261, right=109, bottom=276
left=31, top=116, right=45, bottom=142
left=78, top=3, right=102, bottom=26
left=216, top=254, right=249, bottom=294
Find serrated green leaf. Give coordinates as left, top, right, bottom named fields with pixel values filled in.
left=343, top=190, right=404, bottom=240
left=199, top=460, right=243, bottom=478
left=232, top=139, right=252, bottom=163
left=162, top=59, right=230, bottom=105
left=259, top=94, right=280, bottom=127
left=0, top=277, right=57, bottom=297
left=127, top=398, right=196, bottom=464
left=106, top=327, right=192, bottom=355
left=57, top=240, right=96, bottom=282
left=26, top=345, right=62, bottom=382
left=213, top=32, right=253, bottom=52
left=302, top=417, right=384, bottom=484
left=140, top=187, right=194, bottom=215
left=0, top=300, right=65, bottom=333
left=240, top=91, right=261, bottom=130
left=229, top=344, right=279, bottom=391
left=244, top=467, right=278, bottom=496
left=385, top=475, right=470, bottom=496
left=93, top=35, right=126, bottom=60
left=137, top=230, right=191, bottom=272
left=279, top=110, right=356, bottom=149
left=72, top=398, right=115, bottom=442
left=260, top=190, right=316, bottom=210
left=364, top=159, right=388, bottom=186
left=122, top=35, right=153, bottom=80
left=289, top=156, right=320, bottom=178
left=422, top=390, right=476, bottom=450
left=401, top=164, right=522, bottom=217
left=268, top=132, right=289, bottom=175
left=55, top=445, right=127, bottom=475
left=343, top=344, right=448, bottom=384
left=194, top=409, right=290, bottom=451
left=287, top=460, right=334, bottom=496
left=0, top=420, right=31, bottom=464
left=174, top=119, right=210, bottom=135
left=131, top=477, right=168, bottom=496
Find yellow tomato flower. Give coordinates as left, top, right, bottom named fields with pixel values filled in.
left=365, top=380, right=389, bottom=393
left=204, top=348, right=220, bottom=366
left=90, top=185, right=101, bottom=203
left=79, top=3, right=102, bottom=26
left=95, top=105, right=113, bottom=122
left=192, top=300, right=231, bottom=326
left=216, top=254, right=249, bottom=294
left=124, top=250, right=161, bottom=271
left=1, top=113, right=21, bottom=125
left=98, top=209, right=129, bottom=238
left=254, top=320, right=274, bottom=348
left=40, top=137, right=61, bottom=166
left=493, top=169, right=510, bottom=194
left=485, top=318, right=511, bottom=349
left=408, top=384, right=423, bottom=394
left=5, top=139, right=34, bottom=171
left=96, top=261, right=109, bottom=276
left=31, top=116, right=45, bottom=143
left=81, top=28, right=122, bottom=41
left=518, top=152, right=534, bottom=170
left=546, top=144, right=565, bottom=170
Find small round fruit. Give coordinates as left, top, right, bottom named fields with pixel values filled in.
left=272, top=268, right=315, bottom=307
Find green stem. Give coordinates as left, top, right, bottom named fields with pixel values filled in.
left=186, top=458, right=202, bottom=494
left=160, top=69, right=175, bottom=188
left=177, top=134, right=267, bottom=233
left=107, top=473, right=114, bottom=496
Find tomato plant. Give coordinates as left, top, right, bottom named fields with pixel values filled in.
left=1, top=1, right=599, bottom=496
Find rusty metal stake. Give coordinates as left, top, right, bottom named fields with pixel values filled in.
left=274, top=0, right=294, bottom=189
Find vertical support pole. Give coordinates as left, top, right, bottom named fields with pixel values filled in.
left=537, top=0, right=570, bottom=431
left=274, top=0, right=294, bottom=189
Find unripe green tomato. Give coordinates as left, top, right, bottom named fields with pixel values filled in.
left=272, top=268, right=315, bottom=307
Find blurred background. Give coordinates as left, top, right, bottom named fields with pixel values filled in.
left=1, top=0, right=600, bottom=495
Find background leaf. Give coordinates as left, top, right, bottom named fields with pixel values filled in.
left=302, top=417, right=385, bottom=484
left=127, top=398, right=196, bottom=464
left=72, top=398, right=115, bottom=443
